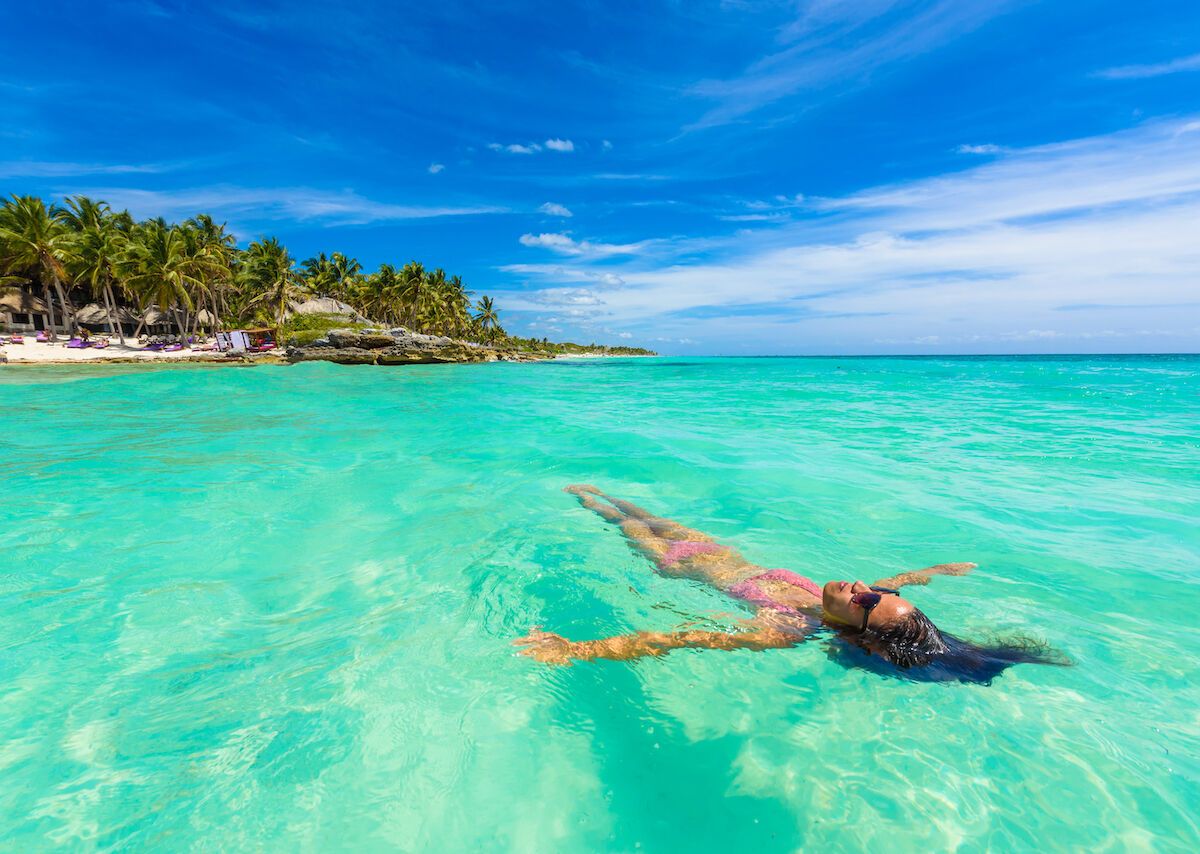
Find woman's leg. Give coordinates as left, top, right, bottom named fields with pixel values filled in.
left=569, top=486, right=709, bottom=542
left=571, top=489, right=670, bottom=563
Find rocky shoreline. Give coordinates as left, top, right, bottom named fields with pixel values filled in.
left=285, top=327, right=552, bottom=366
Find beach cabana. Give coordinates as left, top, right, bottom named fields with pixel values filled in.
left=0, top=289, right=53, bottom=333
left=138, top=306, right=177, bottom=336
left=76, top=302, right=138, bottom=336
left=195, top=309, right=218, bottom=330
left=287, top=297, right=371, bottom=324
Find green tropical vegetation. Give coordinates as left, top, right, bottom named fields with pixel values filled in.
left=1, top=193, right=654, bottom=355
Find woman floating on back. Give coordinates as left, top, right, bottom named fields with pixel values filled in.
left=516, top=486, right=1067, bottom=683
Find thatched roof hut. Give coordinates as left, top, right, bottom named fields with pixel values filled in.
left=76, top=303, right=136, bottom=325
left=141, top=307, right=171, bottom=326
left=287, top=297, right=370, bottom=323
left=0, top=291, right=49, bottom=315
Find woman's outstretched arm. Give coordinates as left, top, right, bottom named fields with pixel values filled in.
left=514, top=624, right=802, bottom=664
left=872, top=562, right=976, bottom=589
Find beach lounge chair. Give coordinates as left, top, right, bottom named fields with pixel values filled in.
left=36, top=331, right=49, bottom=342
left=66, top=337, right=87, bottom=349
left=143, top=342, right=164, bottom=351
left=162, top=343, right=183, bottom=352
left=9, top=335, right=22, bottom=344
left=92, top=339, right=109, bottom=349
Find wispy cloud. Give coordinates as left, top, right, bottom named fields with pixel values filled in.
left=499, top=117, right=1200, bottom=352
left=955, top=143, right=1002, bottom=154
left=0, top=160, right=171, bottom=179
left=488, top=137, right=575, bottom=155
left=518, top=232, right=646, bottom=257
left=538, top=202, right=573, bottom=217
left=428, top=162, right=445, bottom=174
left=685, top=1, right=1011, bottom=130
left=500, top=263, right=624, bottom=287
left=489, top=142, right=542, bottom=154
left=1096, top=52, right=1200, bottom=80
left=62, top=185, right=508, bottom=226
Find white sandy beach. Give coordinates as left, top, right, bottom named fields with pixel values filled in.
left=0, top=339, right=234, bottom=364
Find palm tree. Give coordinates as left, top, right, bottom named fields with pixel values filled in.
left=421, top=267, right=450, bottom=333
left=184, top=214, right=237, bottom=333
left=330, top=252, right=362, bottom=303
left=121, top=222, right=200, bottom=344
left=302, top=252, right=336, bottom=296
left=61, top=196, right=129, bottom=342
left=242, top=237, right=306, bottom=341
left=0, top=195, right=75, bottom=335
left=398, top=261, right=426, bottom=329
left=370, top=263, right=398, bottom=323
left=474, top=295, right=502, bottom=343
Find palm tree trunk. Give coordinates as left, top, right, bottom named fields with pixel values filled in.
left=106, top=282, right=126, bottom=344
left=42, top=282, right=58, bottom=337
left=132, top=299, right=147, bottom=340
left=101, top=278, right=118, bottom=340
left=174, top=308, right=190, bottom=348
left=51, top=274, right=74, bottom=334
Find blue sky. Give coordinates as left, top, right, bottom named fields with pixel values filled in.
left=3, top=0, right=1199, bottom=354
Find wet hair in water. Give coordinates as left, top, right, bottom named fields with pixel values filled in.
left=826, top=607, right=1069, bottom=684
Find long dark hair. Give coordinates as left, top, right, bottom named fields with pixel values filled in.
left=824, top=607, right=1069, bottom=684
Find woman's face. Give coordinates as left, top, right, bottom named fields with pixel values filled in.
left=822, top=580, right=914, bottom=629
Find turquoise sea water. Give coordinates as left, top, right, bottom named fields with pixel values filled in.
left=2, top=355, right=1198, bottom=851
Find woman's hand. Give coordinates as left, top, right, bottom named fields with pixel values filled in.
left=513, top=628, right=586, bottom=665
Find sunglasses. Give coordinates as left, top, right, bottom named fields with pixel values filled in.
left=850, top=585, right=900, bottom=631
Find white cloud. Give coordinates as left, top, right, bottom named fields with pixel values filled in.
left=955, top=143, right=1002, bottom=154
left=428, top=163, right=445, bottom=174
left=686, top=2, right=1012, bottom=130
left=518, top=232, right=646, bottom=257
left=488, top=139, right=574, bottom=155
left=490, top=142, right=543, bottom=154
left=602, top=140, right=613, bottom=150
left=64, top=184, right=508, bottom=226
left=539, top=202, right=573, bottom=217
left=0, top=160, right=169, bottom=178
left=500, top=264, right=625, bottom=287
left=719, top=213, right=790, bottom=222
left=523, top=288, right=606, bottom=307
left=497, top=117, right=1200, bottom=353
left=1096, top=52, right=1200, bottom=80
left=616, top=332, right=632, bottom=339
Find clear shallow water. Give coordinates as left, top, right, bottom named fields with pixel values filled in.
left=1, top=355, right=1198, bottom=851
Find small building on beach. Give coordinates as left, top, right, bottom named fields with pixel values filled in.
left=0, top=288, right=63, bottom=333
left=76, top=303, right=139, bottom=336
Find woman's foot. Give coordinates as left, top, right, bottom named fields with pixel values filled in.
left=564, top=484, right=601, bottom=496
left=927, top=562, right=976, bottom=576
